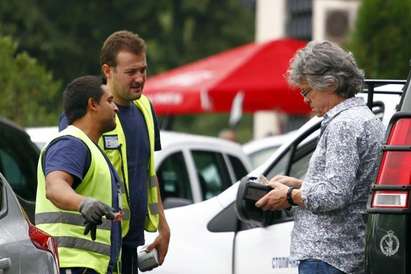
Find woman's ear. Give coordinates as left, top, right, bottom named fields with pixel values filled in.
left=323, top=75, right=339, bottom=92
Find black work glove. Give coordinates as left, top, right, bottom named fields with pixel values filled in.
left=83, top=219, right=101, bottom=241
left=79, top=198, right=115, bottom=240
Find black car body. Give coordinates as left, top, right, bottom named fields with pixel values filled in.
left=0, top=117, right=38, bottom=222
left=366, top=77, right=411, bottom=273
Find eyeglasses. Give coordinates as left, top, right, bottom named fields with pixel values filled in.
left=300, top=87, right=312, bottom=98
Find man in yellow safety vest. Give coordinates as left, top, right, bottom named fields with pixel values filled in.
left=36, top=75, right=122, bottom=274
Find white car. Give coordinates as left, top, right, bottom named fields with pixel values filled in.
left=242, top=130, right=298, bottom=168
left=156, top=131, right=252, bottom=208
left=25, top=126, right=59, bottom=149
left=25, top=127, right=252, bottom=208
left=144, top=81, right=404, bottom=274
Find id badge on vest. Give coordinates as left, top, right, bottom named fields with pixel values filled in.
left=103, top=135, right=120, bottom=150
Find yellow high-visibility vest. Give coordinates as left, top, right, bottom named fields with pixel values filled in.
left=36, top=125, right=120, bottom=274
left=99, top=95, right=159, bottom=235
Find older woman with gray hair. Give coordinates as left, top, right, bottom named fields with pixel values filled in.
left=255, top=41, right=385, bottom=274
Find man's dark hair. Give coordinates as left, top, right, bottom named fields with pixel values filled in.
left=100, top=30, right=146, bottom=67
left=63, top=75, right=104, bottom=124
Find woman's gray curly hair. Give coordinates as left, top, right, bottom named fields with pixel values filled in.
left=287, top=41, right=364, bottom=98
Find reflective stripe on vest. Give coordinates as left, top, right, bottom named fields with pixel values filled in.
left=36, top=212, right=111, bottom=230
left=147, top=176, right=159, bottom=215
left=145, top=175, right=160, bottom=232
left=56, top=236, right=111, bottom=256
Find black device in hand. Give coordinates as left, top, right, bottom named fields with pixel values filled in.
left=243, top=181, right=272, bottom=201
left=235, top=176, right=275, bottom=226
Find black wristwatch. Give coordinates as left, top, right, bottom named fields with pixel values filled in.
left=287, top=186, right=297, bottom=206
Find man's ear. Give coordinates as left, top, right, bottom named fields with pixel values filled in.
left=87, top=97, right=99, bottom=112
left=102, top=64, right=112, bottom=79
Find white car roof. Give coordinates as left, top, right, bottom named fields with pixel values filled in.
left=160, top=130, right=243, bottom=151
left=25, top=126, right=59, bottom=148
left=157, top=130, right=252, bottom=169
left=242, top=130, right=298, bottom=156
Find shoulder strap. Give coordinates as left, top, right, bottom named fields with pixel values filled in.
left=41, top=136, right=92, bottom=180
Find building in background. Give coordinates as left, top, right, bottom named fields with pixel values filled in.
left=313, top=0, right=360, bottom=43
left=254, top=0, right=360, bottom=139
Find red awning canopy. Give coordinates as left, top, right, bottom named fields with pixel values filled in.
left=144, top=38, right=310, bottom=115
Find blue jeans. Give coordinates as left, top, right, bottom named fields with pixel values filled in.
left=299, top=259, right=346, bottom=274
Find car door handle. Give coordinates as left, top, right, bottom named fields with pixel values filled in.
left=0, top=258, right=11, bottom=269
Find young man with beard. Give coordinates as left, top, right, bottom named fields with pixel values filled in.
left=100, top=30, right=170, bottom=274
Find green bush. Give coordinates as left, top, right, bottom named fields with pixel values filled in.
left=348, top=0, right=411, bottom=79
left=0, top=36, right=61, bottom=126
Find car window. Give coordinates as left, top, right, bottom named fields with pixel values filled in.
left=0, top=150, right=26, bottom=186
left=266, top=149, right=291, bottom=179
left=289, top=147, right=315, bottom=179
left=0, top=180, right=3, bottom=212
left=0, top=149, right=35, bottom=201
left=249, top=146, right=280, bottom=168
left=227, top=155, right=248, bottom=181
left=157, top=152, right=192, bottom=201
left=288, top=130, right=320, bottom=179
left=192, top=150, right=231, bottom=200
left=0, top=127, right=37, bottom=202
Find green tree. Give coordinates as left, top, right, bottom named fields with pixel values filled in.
left=0, top=36, right=61, bottom=126
left=1, top=0, right=254, bottom=84
left=148, top=0, right=255, bottom=71
left=170, top=113, right=254, bottom=143
left=0, top=0, right=254, bottom=135
left=348, top=0, right=411, bottom=79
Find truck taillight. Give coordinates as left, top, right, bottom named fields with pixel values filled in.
left=370, top=117, right=411, bottom=211
left=28, top=223, right=60, bottom=267
left=375, top=118, right=411, bottom=186
left=371, top=191, right=408, bottom=208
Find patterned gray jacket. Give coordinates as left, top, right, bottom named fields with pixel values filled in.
left=290, top=97, right=385, bottom=274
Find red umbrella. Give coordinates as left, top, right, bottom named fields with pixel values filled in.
left=144, top=38, right=310, bottom=115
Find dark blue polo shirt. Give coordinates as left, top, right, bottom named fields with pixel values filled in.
left=117, top=103, right=161, bottom=247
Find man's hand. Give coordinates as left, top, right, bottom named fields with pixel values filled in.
left=83, top=220, right=101, bottom=241
left=255, top=181, right=290, bottom=210
left=79, top=198, right=115, bottom=240
left=145, top=176, right=171, bottom=265
left=269, top=175, right=303, bottom=189
left=146, top=223, right=170, bottom=265
left=79, top=198, right=115, bottom=222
